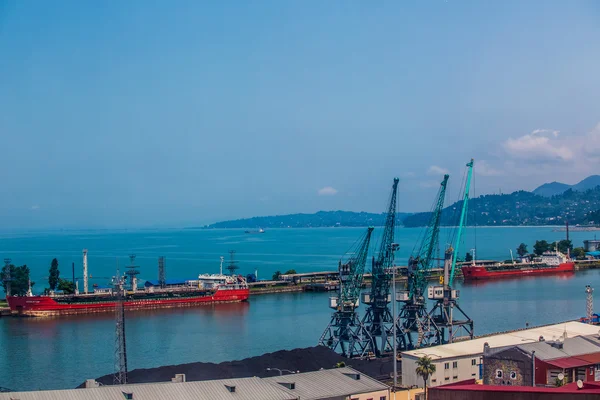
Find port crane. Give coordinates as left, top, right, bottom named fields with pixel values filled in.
left=426, top=159, right=474, bottom=345
left=361, top=178, right=400, bottom=357
left=319, top=227, right=375, bottom=358
left=396, top=174, right=449, bottom=349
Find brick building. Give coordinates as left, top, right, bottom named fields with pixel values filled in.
left=483, top=333, right=600, bottom=386
left=428, top=379, right=600, bottom=400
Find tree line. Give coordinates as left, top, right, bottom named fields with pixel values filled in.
left=1, top=258, right=76, bottom=297
left=513, top=240, right=587, bottom=260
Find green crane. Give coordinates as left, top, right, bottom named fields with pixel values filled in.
left=425, top=159, right=475, bottom=345
left=408, top=174, right=449, bottom=299
left=449, top=159, right=474, bottom=286
left=397, top=174, right=449, bottom=350
left=319, top=227, right=375, bottom=358
left=339, top=227, right=374, bottom=308
left=361, top=178, right=400, bottom=356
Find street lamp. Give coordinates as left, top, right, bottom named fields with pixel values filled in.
left=266, top=368, right=298, bottom=376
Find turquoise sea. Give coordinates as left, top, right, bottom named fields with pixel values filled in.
left=1, top=227, right=599, bottom=391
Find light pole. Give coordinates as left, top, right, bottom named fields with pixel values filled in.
left=266, top=368, right=298, bottom=376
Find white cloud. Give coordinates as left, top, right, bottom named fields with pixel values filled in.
left=318, top=186, right=338, bottom=196
left=491, top=122, right=600, bottom=183
left=427, top=165, right=449, bottom=176
left=31, top=205, right=40, bottom=210
left=503, top=129, right=573, bottom=162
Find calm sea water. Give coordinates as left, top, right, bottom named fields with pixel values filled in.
left=1, top=227, right=598, bottom=391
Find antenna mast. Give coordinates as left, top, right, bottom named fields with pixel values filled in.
left=227, top=251, right=239, bottom=276
left=158, top=256, right=166, bottom=289
left=125, top=254, right=140, bottom=292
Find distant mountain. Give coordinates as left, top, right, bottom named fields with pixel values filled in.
left=205, top=210, right=413, bottom=229
left=533, top=175, right=600, bottom=197
left=403, top=186, right=600, bottom=227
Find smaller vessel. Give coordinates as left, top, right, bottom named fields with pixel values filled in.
left=245, top=228, right=265, bottom=234
left=461, top=250, right=575, bottom=281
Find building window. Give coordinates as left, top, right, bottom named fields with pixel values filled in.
left=496, top=369, right=503, bottom=379
left=444, top=362, right=449, bottom=370
left=472, top=359, right=477, bottom=366
left=445, top=377, right=450, bottom=381
left=380, top=397, right=386, bottom=400
left=452, top=361, right=458, bottom=368
left=510, top=371, right=517, bottom=380
left=453, top=376, right=458, bottom=379
left=432, top=379, right=437, bottom=383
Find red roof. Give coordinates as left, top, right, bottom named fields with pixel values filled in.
left=432, top=381, right=600, bottom=394
left=544, top=351, right=600, bottom=369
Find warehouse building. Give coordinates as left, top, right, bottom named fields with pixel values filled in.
left=401, top=321, right=600, bottom=388
left=0, top=367, right=391, bottom=400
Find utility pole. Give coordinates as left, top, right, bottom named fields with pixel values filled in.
left=83, top=249, right=88, bottom=294
left=586, top=285, right=594, bottom=324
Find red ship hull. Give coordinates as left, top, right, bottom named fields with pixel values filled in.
left=7, top=288, right=249, bottom=317
left=461, top=262, right=575, bottom=281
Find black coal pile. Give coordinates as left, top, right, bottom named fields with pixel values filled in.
left=81, top=346, right=395, bottom=387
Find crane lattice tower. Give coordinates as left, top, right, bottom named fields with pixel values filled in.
left=319, top=227, right=374, bottom=358
left=361, top=178, right=399, bottom=357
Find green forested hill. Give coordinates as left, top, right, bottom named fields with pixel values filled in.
left=403, top=187, right=600, bottom=227
left=205, top=210, right=412, bottom=229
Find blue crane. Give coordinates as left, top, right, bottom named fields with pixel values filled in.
left=319, top=227, right=375, bottom=358
left=361, top=178, right=400, bottom=357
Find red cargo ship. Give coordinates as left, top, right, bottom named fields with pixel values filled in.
left=461, top=251, right=575, bottom=281
left=7, top=273, right=249, bottom=317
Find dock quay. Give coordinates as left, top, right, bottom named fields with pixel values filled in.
left=248, top=267, right=458, bottom=295
left=0, top=307, right=11, bottom=317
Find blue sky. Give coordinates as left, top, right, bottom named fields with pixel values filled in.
left=1, top=1, right=599, bottom=228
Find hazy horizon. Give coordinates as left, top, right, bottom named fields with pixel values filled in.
left=1, top=1, right=599, bottom=229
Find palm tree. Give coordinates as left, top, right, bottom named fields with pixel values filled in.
left=415, top=356, right=436, bottom=400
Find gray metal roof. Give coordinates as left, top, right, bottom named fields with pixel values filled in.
left=0, top=377, right=297, bottom=400
left=263, top=367, right=389, bottom=400
left=517, top=334, right=600, bottom=361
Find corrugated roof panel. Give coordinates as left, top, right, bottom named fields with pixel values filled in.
left=0, top=377, right=297, bottom=400
left=263, top=367, right=388, bottom=400
left=402, top=321, right=600, bottom=360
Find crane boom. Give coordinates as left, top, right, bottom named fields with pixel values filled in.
left=408, top=174, right=449, bottom=299
left=371, top=177, right=400, bottom=299
left=449, top=159, right=474, bottom=285
left=340, top=227, right=374, bottom=307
